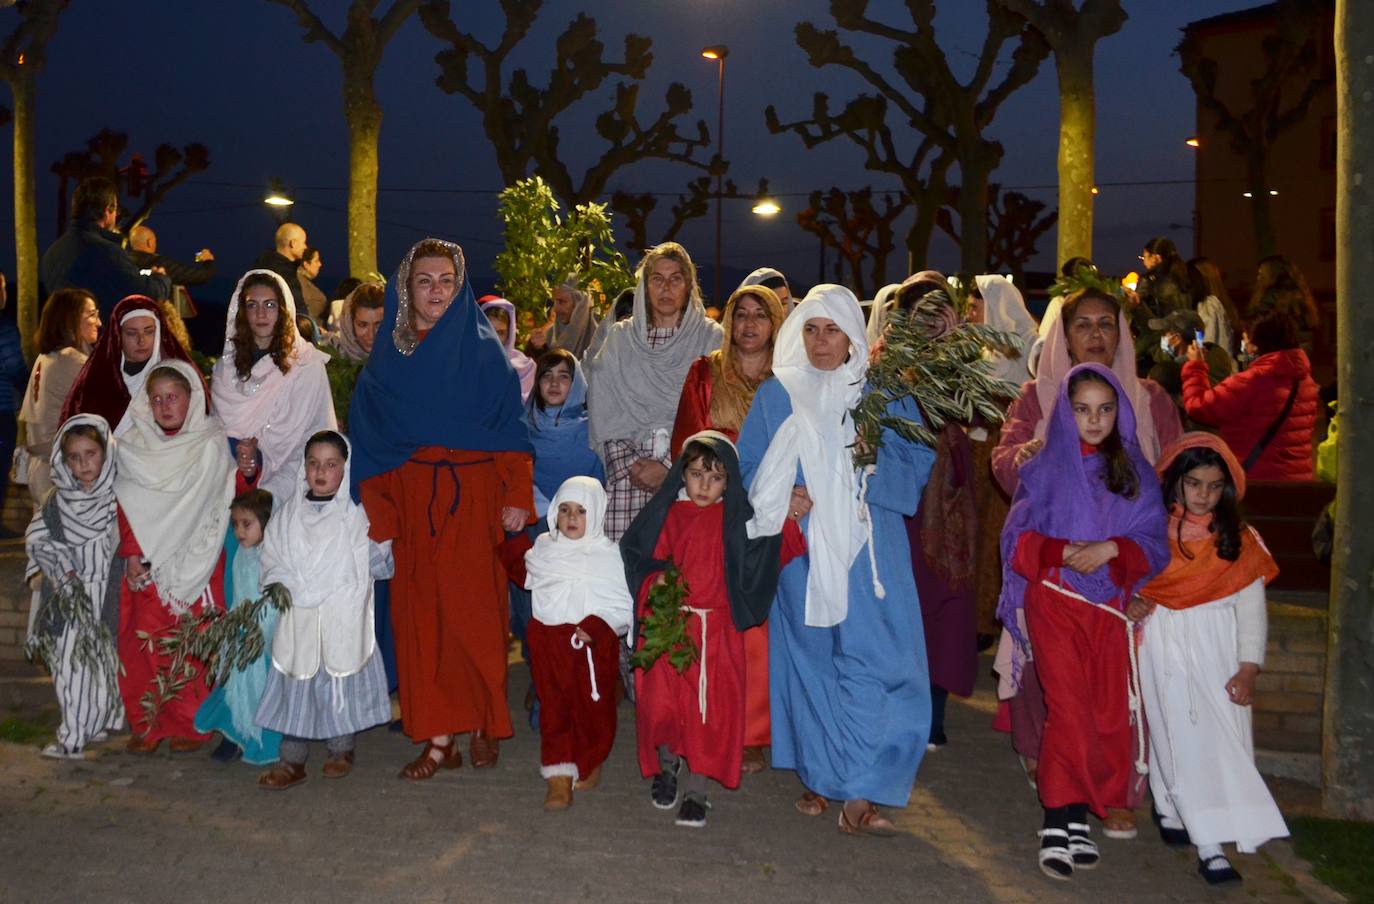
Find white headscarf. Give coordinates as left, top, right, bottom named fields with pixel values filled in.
left=864, top=282, right=902, bottom=347
left=115, top=359, right=235, bottom=614
left=747, top=285, right=870, bottom=628
left=328, top=281, right=383, bottom=363
left=974, top=274, right=1039, bottom=386
left=211, top=269, right=338, bottom=501
left=586, top=255, right=723, bottom=449
left=479, top=296, right=536, bottom=401
left=262, top=433, right=374, bottom=680
left=26, top=414, right=119, bottom=600
left=548, top=279, right=599, bottom=358
left=117, top=309, right=163, bottom=436
left=738, top=267, right=792, bottom=308
left=524, top=476, right=633, bottom=636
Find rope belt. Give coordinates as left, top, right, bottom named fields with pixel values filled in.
left=1040, top=578, right=1149, bottom=777
left=685, top=606, right=710, bottom=724
left=408, top=456, right=494, bottom=537
left=570, top=632, right=600, bottom=703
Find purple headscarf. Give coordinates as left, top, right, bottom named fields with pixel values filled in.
left=996, top=362, right=1168, bottom=653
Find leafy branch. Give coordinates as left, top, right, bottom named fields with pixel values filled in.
left=26, top=578, right=122, bottom=691
left=631, top=562, right=698, bottom=674
left=853, top=301, right=1023, bottom=469
left=137, top=583, right=291, bottom=738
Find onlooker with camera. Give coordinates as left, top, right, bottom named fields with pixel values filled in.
left=40, top=177, right=171, bottom=317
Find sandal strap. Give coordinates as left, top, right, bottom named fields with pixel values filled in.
left=1037, top=828, right=1070, bottom=841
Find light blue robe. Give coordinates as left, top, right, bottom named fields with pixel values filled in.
left=193, top=536, right=282, bottom=764
left=738, top=378, right=935, bottom=806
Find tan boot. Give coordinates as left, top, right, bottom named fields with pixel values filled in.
left=576, top=764, right=602, bottom=790
left=544, top=776, right=574, bottom=811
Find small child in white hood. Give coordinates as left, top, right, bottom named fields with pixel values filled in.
left=524, top=476, right=633, bottom=811
left=253, top=430, right=391, bottom=790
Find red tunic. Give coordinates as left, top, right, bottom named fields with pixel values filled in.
left=115, top=506, right=225, bottom=743
left=1014, top=529, right=1150, bottom=818
left=635, top=501, right=746, bottom=788
left=527, top=615, right=619, bottom=780
left=362, top=446, right=534, bottom=742
left=668, top=357, right=768, bottom=747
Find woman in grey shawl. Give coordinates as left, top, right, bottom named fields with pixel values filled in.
left=531, top=278, right=599, bottom=358
left=586, top=243, right=723, bottom=540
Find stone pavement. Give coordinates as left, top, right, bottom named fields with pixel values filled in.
left=0, top=652, right=1342, bottom=904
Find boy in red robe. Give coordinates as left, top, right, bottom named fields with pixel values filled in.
left=621, top=431, right=803, bottom=828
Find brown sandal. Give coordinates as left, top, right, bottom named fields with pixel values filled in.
left=469, top=730, right=499, bottom=769
left=742, top=746, right=767, bottom=775
left=795, top=791, right=829, bottom=817
left=399, top=738, right=462, bottom=781
left=322, top=751, right=354, bottom=779
left=258, top=762, right=307, bottom=791
left=838, top=802, right=898, bottom=837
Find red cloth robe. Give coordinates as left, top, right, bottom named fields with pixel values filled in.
left=115, top=506, right=225, bottom=743
left=362, top=447, right=534, bottom=742
left=634, top=501, right=803, bottom=788
left=1014, top=529, right=1150, bottom=818
left=527, top=615, right=619, bottom=779
left=668, top=357, right=769, bottom=748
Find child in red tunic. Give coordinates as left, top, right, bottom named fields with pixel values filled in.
left=621, top=431, right=803, bottom=828
left=524, top=476, right=633, bottom=811
left=997, top=364, right=1168, bottom=881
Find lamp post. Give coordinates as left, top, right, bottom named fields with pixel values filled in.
left=264, top=178, right=294, bottom=225
left=701, top=45, right=728, bottom=305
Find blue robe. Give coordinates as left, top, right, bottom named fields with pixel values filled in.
left=737, top=378, right=935, bottom=806
left=193, top=534, right=283, bottom=764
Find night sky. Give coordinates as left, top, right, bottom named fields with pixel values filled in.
left=1, top=0, right=1261, bottom=318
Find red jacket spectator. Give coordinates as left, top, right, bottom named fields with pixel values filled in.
left=1180, top=348, right=1319, bottom=480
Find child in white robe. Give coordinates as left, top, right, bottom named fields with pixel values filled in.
left=1130, top=432, right=1288, bottom=887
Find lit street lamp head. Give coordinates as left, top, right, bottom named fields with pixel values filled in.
left=701, top=45, right=729, bottom=60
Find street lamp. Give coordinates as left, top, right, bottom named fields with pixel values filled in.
left=1185, top=136, right=1200, bottom=148
left=264, top=178, right=294, bottom=224
left=701, top=45, right=728, bottom=304
left=752, top=198, right=781, bottom=217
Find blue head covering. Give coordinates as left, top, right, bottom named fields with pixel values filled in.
left=348, top=239, right=532, bottom=500
left=526, top=351, right=604, bottom=505
left=997, top=362, right=1169, bottom=651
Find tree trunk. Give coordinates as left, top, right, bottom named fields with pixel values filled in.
left=956, top=153, right=993, bottom=276
left=1245, top=149, right=1277, bottom=261
left=1323, top=0, right=1374, bottom=821
left=11, top=72, right=39, bottom=362
left=343, top=71, right=382, bottom=277
left=906, top=192, right=939, bottom=274
left=1055, top=48, right=1096, bottom=268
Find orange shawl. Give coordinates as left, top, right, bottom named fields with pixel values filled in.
left=1139, top=432, right=1278, bottom=609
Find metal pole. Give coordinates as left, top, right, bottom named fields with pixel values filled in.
left=714, top=56, right=725, bottom=306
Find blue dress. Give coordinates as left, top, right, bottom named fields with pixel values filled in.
left=193, top=537, right=283, bottom=764
left=737, top=378, right=935, bottom=806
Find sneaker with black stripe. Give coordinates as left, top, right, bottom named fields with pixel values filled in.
left=675, top=795, right=710, bottom=828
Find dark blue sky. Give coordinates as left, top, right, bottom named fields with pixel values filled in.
left=1, top=0, right=1259, bottom=305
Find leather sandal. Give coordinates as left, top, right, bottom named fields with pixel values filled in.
left=258, top=762, right=307, bottom=791
left=838, top=802, right=898, bottom=837
left=169, top=737, right=206, bottom=754
left=469, top=730, right=499, bottom=769
left=322, top=751, right=354, bottom=779
left=399, top=738, right=462, bottom=781
left=741, top=746, right=767, bottom=775
left=126, top=734, right=162, bottom=755
left=1103, top=807, right=1138, bottom=839
left=795, top=791, right=829, bottom=817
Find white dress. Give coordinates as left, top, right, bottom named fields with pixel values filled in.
left=1139, top=577, right=1288, bottom=852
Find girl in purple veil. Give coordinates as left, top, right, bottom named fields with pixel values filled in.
left=997, top=362, right=1168, bottom=881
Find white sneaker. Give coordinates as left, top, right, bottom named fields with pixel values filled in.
left=91, top=731, right=110, bottom=743
left=40, top=743, right=86, bottom=761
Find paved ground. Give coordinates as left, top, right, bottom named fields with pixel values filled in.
left=0, top=649, right=1343, bottom=904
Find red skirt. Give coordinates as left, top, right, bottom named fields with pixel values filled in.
left=527, top=616, right=619, bottom=780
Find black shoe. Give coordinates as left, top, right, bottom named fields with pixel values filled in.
left=926, top=730, right=948, bottom=750
left=675, top=795, right=709, bottom=828
left=209, top=739, right=242, bottom=763
left=1152, top=805, right=1192, bottom=848
left=387, top=718, right=404, bottom=734
left=650, top=758, right=681, bottom=810
left=1198, top=854, right=1242, bottom=886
